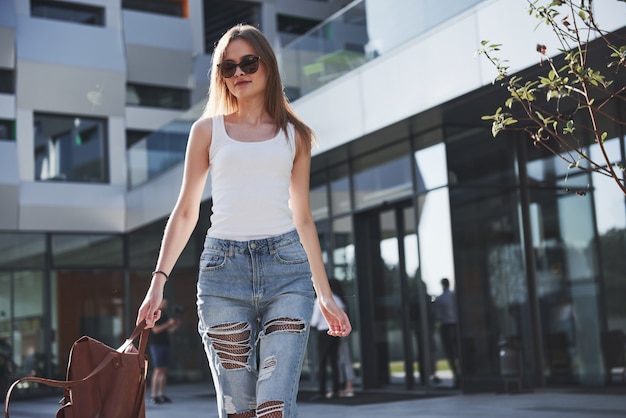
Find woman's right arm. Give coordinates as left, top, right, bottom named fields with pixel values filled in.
left=136, top=118, right=213, bottom=327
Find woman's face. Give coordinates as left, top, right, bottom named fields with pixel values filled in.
left=220, top=38, right=267, bottom=101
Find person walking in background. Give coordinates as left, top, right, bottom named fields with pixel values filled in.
left=310, top=278, right=347, bottom=399
left=149, top=298, right=181, bottom=405
left=435, top=278, right=460, bottom=388
left=421, top=281, right=440, bottom=385
left=135, top=23, right=351, bottom=418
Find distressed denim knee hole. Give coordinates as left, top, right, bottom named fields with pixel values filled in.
left=208, top=322, right=252, bottom=370
left=264, top=317, right=306, bottom=335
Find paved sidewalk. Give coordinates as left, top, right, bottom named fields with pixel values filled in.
left=5, top=383, right=626, bottom=417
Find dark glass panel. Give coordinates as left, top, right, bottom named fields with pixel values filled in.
left=31, top=0, right=104, bottom=26
left=0, top=69, right=15, bottom=94
left=329, top=164, right=351, bottom=215
left=353, top=142, right=412, bottom=210
left=122, top=0, right=186, bottom=17
left=0, top=233, right=46, bottom=269
left=51, top=234, right=123, bottom=267
left=310, top=170, right=329, bottom=221
left=126, top=84, right=190, bottom=110
left=0, top=119, right=15, bottom=140
left=34, top=113, right=108, bottom=183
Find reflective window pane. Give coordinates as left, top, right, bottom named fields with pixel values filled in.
left=0, top=69, right=14, bottom=95
left=122, top=0, right=186, bottom=17
left=329, top=164, right=351, bottom=215
left=0, top=233, right=46, bottom=269
left=417, top=188, right=454, bottom=296
left=126, top=84, right=190, bottom=110
left=12, top=271, right=46, bottom=380
left=414, top=142, right=447, bottom=192
left=310, top=170, right=329, bottom=221
left=589, top=137, right=622, bottom=167
left=51, top=234, right=123, bottom=267
left=332, top=215, right=360, bottom=381
left=353, top=143, right=412, bottom=210
left=34, top=113, right=108, bottom=183
left=31, top=0, right=105, bottom=26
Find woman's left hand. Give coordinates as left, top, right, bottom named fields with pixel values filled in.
left=318, top=296, right=352, bottom=337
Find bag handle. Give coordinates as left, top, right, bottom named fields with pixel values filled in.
left=4, top=320, right=149, bottom=418
left=118, top=320, right=150, bottom=364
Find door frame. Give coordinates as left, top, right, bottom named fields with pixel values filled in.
left=353, top=199, right=422, bottom=390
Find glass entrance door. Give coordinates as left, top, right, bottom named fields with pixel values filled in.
left=355, top=201, right=429, bottom=389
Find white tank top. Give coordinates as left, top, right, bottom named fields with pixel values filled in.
left=206, top=114, right=297, bottom=240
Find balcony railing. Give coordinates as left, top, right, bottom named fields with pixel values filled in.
left=281, top=0, right=485, bottom=101
left=126, top=101, right=203, bottom=188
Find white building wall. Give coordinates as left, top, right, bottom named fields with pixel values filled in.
left=294, top=0, right=626, bottom=157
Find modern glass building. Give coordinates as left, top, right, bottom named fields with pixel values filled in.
left=1, top=0, right=624, bottom=397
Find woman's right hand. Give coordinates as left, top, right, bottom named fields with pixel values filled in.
left=135, top=276, right=167, bottom=327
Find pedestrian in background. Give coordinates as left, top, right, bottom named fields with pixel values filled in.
left=435, top=278, right=460, bottom=388
left=149, top=297, right=181, bottom=405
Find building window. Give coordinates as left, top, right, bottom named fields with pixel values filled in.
left=126, top=83, right=190, bottom=110
left=34, top=113, right=109, bottom=183
left=203, top=0, right=260, bottom=53
left=352, top=142, right=413, bottom=210
left=0, top=119, right=15, bottom=140
left=0, top=69, right=15, bottom=94
left=51, top=234, right=123, bottom=267
left=31, top=0, right=105, bottom=26
left=277, top=14, right=321, bottom=35
left=122, top=0, right=187, bottom=17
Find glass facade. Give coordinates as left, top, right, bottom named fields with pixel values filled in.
left=4, top=100, right=626, bottom=394
left=0, top=223, right=210, bottom=396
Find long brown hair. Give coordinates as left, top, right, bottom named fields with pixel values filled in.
left=202, top=24, right=314, bottom=154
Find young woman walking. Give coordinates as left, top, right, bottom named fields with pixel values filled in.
left=135, top=24, right=351, bottom=417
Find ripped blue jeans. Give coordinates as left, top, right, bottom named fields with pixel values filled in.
left=197, top=229, right=315, bottom=418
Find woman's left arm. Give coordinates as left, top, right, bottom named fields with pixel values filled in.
left=290, top=136, right=351, bottom=337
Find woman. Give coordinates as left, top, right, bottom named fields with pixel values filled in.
left=135, top=24, right=351, bottom=417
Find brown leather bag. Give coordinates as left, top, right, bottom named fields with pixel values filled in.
left=4, top=320, right=149, bottom=418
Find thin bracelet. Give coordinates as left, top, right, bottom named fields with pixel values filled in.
left=151, top=270, right=169, bottom=281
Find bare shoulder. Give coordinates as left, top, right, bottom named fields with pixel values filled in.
left=189, top=117, right=214, bottom=149
left=191, top=117, right=213, bottom=138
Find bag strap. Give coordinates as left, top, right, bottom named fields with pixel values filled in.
left=118, top=320, right=149, bottom=361
left=4, top=320, right=149, bottom=418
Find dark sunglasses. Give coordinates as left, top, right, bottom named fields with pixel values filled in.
left=217, top=55, right=261, bottom=78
